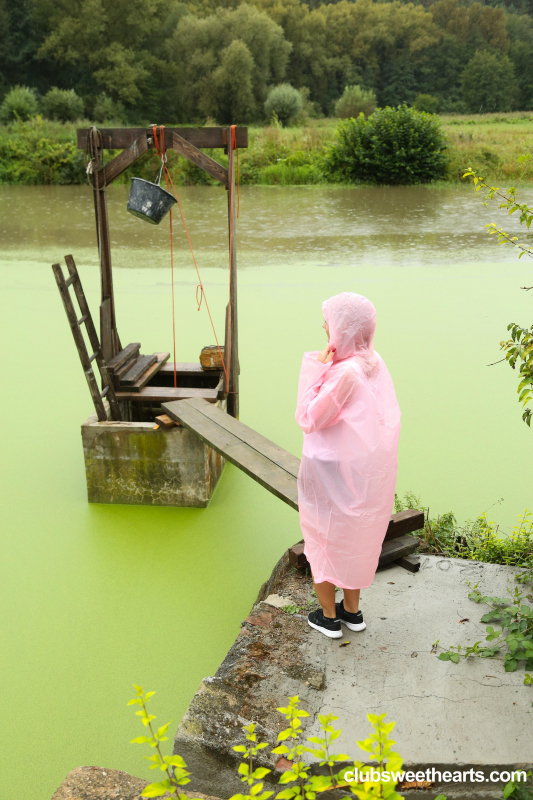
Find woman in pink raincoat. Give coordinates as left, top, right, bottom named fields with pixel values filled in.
left=295, top=292, right=401, bottom=639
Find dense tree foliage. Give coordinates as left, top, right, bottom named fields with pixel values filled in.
left=0, top=0, right=532, bottom=123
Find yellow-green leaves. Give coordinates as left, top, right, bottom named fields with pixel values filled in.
left=129, top=686, right=189, bottom=799
left=230, top=722, right=273, bottom=800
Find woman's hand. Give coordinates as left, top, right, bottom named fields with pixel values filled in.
left=317, top=343, right=335, bottom=364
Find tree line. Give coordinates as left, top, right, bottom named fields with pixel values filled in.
left=1, top=0, right=532, bottom=125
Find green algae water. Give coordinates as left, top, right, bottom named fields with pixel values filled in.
left=0, top=184, right=531, bottom=798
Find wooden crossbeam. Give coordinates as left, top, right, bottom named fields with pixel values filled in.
left=77, top=127, right=248, bottom=151
left=96, top=134, right=148, bottom=188
left=172, top=131, right=228, bottom=186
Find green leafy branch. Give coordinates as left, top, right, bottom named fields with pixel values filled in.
left=463, top=158, right=533, bottom=426
left=500, top=322, right=533, bottom=427
left=128, top=685, right=191, bottom=799
left=436, top=582, right=533, bottom=686
left=272, top=695, right=318, bottom=800
left=340, top=713, right=404, bottom=800
left=305, top=712, right=350, bottom=799
left=232, top=723, right=274, bottom=800
left=463, top=160, right=533, bottom=261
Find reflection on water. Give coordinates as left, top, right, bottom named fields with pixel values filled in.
left=1, top=184, right=530, bottom=269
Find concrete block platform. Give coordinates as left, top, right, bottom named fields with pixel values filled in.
left=174, top=553, right=533, bottom=800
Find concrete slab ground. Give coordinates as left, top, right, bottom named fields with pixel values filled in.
left=174, top=552, right=533, bottom=800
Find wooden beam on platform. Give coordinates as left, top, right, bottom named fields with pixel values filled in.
left=119, top=352, right=169, bottom=392
left=172, top=131, right=228, bottom=186
left=106, top=343, right=141, bottom=373
left=116, top=386, right=219, bottom=403
left=77, top=127, right=248, bottom=151
left=384, top=509, right=425, bottom=541
left=159, top=362, right=222, bottom=376
left=288, top=537, right=420, bottom=572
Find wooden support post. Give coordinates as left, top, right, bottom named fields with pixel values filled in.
left=87, top=126, right=120, bottom=362
left=225, top=128, right=239, bottom=419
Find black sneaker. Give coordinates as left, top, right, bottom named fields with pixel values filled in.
left=307, top=608, right=342, bottom=639
left=335, top=600, right=366, bottom=632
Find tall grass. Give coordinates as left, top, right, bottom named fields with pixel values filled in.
left=1, top=113, right=532, bottom=186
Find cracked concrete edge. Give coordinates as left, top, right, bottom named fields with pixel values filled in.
left=254, top=547, right=298, bottom=605
left=51, top=765, right=222, bottom=800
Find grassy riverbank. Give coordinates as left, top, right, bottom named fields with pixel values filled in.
left=1, top=112, right=533, bottom=186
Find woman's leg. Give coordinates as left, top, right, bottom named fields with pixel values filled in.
left=343, top=588, right=360, bottom=614
left=313, top=580, right=337, bottom=618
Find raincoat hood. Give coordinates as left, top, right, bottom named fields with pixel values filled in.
left=322, top=292, right=377, bottom=371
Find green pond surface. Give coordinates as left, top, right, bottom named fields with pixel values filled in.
left=0, top=184, right=531, bottom=799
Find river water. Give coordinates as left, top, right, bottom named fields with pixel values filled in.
left=0, top=184, right=531, bottom=798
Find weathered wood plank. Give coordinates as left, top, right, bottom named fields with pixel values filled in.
left=121, top=354, right=157, bottom=385
left=384, top=509, right=425, bottom=541
left=122, top=352, right=170, bottom=392
left=98, top=134, right=148, bottom=187
left=395, top=555, right=420, bottom=573
left=77, top=127, right=248, bottom=151
left=159, top=362, right=221, bottom=376
left=289, top=542, right=307, bottom=570
left=106, top=343, right=141, bottom=373
left=288, top=537, right=420, bottom=573
left=116, top=386, right=219, bottom=403
left=172, top=131, right=228, bottom=186
left=112, top=354, right=138, bottom=389
left=99, top=297, right=113, bottom=365
left=378, top=535, right=420, bottom=567
left=180, top=397, right=300, bottom=478
left=162, top=399, right=299, bottom=509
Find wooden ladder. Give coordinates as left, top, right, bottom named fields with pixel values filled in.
left=52, top=255, right=121, bottom=422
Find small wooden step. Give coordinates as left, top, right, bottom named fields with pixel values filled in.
left=106, top=342, right=141, bottom=373
left=121, top=354, right=157, bottom=385
left=289, top=536, right=420, bottom=574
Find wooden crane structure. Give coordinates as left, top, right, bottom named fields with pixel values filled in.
left=53, top=125, right=247, bottom=423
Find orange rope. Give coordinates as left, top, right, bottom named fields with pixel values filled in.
left=153, top=125, right=229, bottom=390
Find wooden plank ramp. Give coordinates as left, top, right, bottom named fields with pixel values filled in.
left=162, top=398, right=424, bottom=569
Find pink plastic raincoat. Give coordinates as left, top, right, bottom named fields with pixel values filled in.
left=295, top=293, right=401, bottom=590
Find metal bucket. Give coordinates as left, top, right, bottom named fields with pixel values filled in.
left=127, top=177, right=177, bottom=225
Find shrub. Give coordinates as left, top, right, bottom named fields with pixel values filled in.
left=42, top=88, right=84, bottom=122
left=413, top=93, right=440, bottom=114
left=92, top=92, right=125, bottom=123
left=325, top=105, right=448, bottom=184
left=0, top=85, right=39, bottom=122
left=264, top=84, right=303, bottom=126
left=334, top=84, right=377, bottom=119
left=461, top=51, right=518, bottom=113
left=0, top=117, right=85, bottom=184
